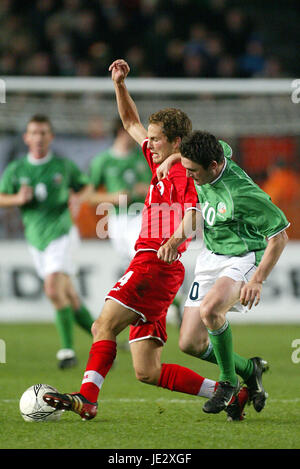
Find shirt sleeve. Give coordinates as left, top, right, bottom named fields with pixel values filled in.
left=88, top=154, right=106, bottom=188
left=0, top=162, right=18, bottom=194
left=67, top=160, right=90, bottom=191
left=141, top=139, right=155, bottom=173
left=235, top=188, right=290, bottom=239
left=168, top=164, right=200, bottom=211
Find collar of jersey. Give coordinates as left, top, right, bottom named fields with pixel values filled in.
left=210, top=157, right=227, bottom=185
left=27, top=152, right=53, bottom=165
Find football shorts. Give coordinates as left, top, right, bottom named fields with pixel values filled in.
left=108, top=213, right=142, bottom=263
left=129, top=316, right=167, bottom=345
left=106, top=250, right=185, bottom=330
left=28, top=226, right=80, bottom=279
left=184, top=247, right=257, bottom=313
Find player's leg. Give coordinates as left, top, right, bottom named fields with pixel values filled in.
left=199, top=277, right=269, bottom=414
left=179, top=306, right=211, bottom=357
left=63, top=274, right=94, bottom=335
left=179, top=306, right=253, bottom=381
left=200, top=276, right=241, bottom=385
left=43, top=299, right=140, bottom=419
left=131, top=337, right=217, bottom=397
left=129, top=317, right=218, bottom=400
left=44, top=271, right=77, bottom=368
left=130, top=338, right=163, bottom=385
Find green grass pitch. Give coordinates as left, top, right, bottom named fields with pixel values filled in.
left=0, top=322, right=299, bottom=449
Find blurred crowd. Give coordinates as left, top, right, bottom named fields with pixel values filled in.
left=0, top=0, right=292, bottom=78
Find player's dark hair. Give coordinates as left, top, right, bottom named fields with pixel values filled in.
left=180, top=131, right=224, bottom=169
left=149, top=108, right=192, bottom=142
left=27, top=114, right=54, bottom=132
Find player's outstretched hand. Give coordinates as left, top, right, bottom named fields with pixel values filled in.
left=109, top=59, right=130, bottom=83
left=157, top=242, right=178, bottom=264
left=239, top=280, right=262, bottom=309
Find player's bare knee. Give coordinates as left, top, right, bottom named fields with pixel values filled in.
left=134, top=367, right=158, bottom=385
left=91, top=320, right=98, bottom=338
left=199, top=301, right=219, bottom=325
left=91, top=313, right=122, bottom=341
left=92, top=315, right=111, bottom=338
left=179, top=334, right=208, bottom=356
left=44, top=283, right=61, bottom=304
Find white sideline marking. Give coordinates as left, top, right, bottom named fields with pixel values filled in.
left=2, top=398, right=300, bottom=404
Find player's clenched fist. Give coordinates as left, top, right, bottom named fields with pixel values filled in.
left=157, top=242, right=178, bottom=264
left=17, top=184, right=33, bottom=206
left=109, top=59, right=130, bottom=83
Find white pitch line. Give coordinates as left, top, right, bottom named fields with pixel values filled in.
left=2, top=397, right=300, bottom=404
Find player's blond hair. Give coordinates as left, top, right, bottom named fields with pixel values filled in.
left=149, top=108, right=192, bottom=142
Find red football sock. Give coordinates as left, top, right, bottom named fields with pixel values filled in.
left=79, top=340, right=117, bottom=402
left=157, top=363, right=216, bottom=397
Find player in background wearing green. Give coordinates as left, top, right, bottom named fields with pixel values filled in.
left=87, top=117, right=151, bottom=272
left=0, top=114, right=94, bottom=368
left=157, top=130, right=289, bottom=415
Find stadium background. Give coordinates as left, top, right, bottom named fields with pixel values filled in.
left=0, top=0, right=299, bottom=323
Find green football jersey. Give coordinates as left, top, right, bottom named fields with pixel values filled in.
left=89, top=146, right=151, bottom=214
left=0, top=153, right=89, bottom=250
left=194, top=141, right=290, bottom=265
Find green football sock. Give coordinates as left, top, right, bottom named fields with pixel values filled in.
left=207, top=320, right=238, bottom=386
left=55, top=305, right=74, bottom=350
left=73, top=304, right=94, bottom=335
left=200, top=341, right=254, bottom=381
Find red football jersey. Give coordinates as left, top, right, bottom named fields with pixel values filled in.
left=134, top=139, right=198, bottom=254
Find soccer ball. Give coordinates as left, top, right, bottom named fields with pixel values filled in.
left=19, top=384, right=63, bottom=422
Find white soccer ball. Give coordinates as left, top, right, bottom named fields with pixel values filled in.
left=19, top=384, right=63, bottom=422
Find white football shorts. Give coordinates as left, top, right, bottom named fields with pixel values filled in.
left=108, top=213, right=142, bottom=263
left=184, top=247, right=257, bottom=313
left=28, top=226, right=80, bottom=279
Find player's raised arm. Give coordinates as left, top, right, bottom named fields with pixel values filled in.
left=109, top=59, right=147, bottom=146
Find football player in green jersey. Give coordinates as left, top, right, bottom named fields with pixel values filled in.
left=157, top=130, right=289, bottom=415
left=0, top=114, right=95, bottom=368
left=87, top=118, right=151, bottom=271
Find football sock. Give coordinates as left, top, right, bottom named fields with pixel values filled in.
left=157, top=363, right=217, bottom=398
left=200, top=341, right=254, bottom=381
left=207, top=320, right=238, bottom=387
left=79, top=340, right=117, bottom=402
left=55, top=305, right=74, bottom=350
left=73, top=303, right=94, bottom=335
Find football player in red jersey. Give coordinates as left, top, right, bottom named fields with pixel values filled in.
left=43, top=59, right=248, bottom=422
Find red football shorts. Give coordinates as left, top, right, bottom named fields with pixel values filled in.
left=106, top=250, right=185, bottom=344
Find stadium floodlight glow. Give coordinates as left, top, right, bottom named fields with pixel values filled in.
left=3, top=77, right=293, bottom=95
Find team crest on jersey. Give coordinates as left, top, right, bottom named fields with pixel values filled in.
left=19, top=177, right=30, bottom=185
left=53, top=173, right=63, bottom=185
left=123, top=169, right=136, bottom=185
left=156, top=181, right=164, bottom=196
left=217, top=201, right=227, bottom=219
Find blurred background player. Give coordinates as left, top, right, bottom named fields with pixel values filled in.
left=0, top=114, right=94, bottom=369
left=87, top=117, right=151, bottom=273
